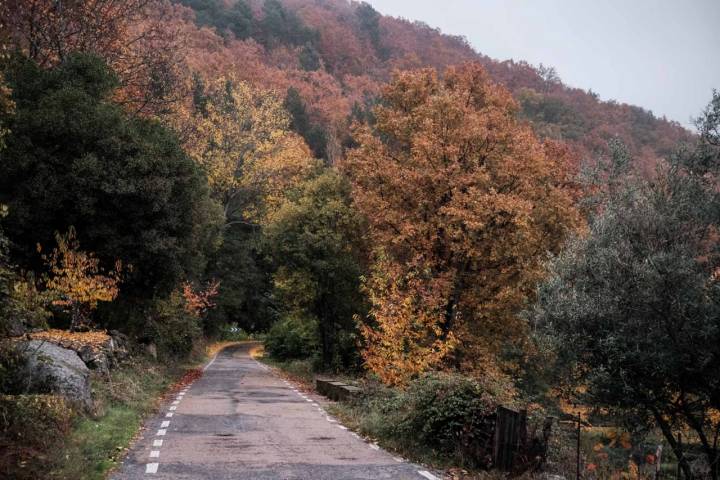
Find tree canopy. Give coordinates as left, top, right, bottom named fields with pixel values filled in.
left=0, top=54, right=221, bottom=321
left=345, top=63, right=581, bottom=385
left=532, top=95, right=720, bottom=479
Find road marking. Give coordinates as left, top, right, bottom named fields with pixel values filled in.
left=146, top=463, right=159, bottom=474
left=157, top=429, right=167, bottom=436
left=153, top=440, right=163, bottom=447
left=326, top=417, right=337, bottom=423
left=203, top=354, right=219, bottom=372
left=169, top=406, right=177, bottom=411
left=165, top=412, right=173, bottom=418
left=161, top=421, right=170, bottom=428
left=337, top=425, right=348, bottom=430
left=369, top=443, right=380, bottom=450
left=150, top=450, right=160, bottom=458
left=172, top=400, right=180, bottom=405
left=305, top=399, right=312, bottom=402
left=393, top=457, right=403, bottom=462
left=418, top=471, right=440, bottom=480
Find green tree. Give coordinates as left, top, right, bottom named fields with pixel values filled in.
left=299, top=44, right=321, bottom=71
left=531, top=108, right=720, bottom=479
left=284, top=87, right=327, bottom=160
left=355, top=2, right=388, bottom=59
left=205, top=226, right=275, bottom=334
left=176, top=0, right=254, bottom=39
left=0, top=53, right=222, bottom=329
left=258, top=0, right=319, bottom=48
left=264, top=169, right=366, bottom=369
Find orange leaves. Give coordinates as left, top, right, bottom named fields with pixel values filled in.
left=345, top=63, right=581, bottom=384
left=2, top=0, right=188, bottom=114
left=359, top=256, right=457, bottom=385
left=182, top=279, right=220, bottom=318
left=39, top=227, right=122, bottom=329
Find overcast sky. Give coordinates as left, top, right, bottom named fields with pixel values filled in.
left=367, top=0, right=720, bottom=129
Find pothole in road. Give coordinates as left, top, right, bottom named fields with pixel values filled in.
left=308, top=436, right=335, bottom=441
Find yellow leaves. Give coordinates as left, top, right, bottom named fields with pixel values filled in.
left=39, top=227, right=122, bottom=328
left=360, top=255, right=458, bottom=386
left=28, top=328, right=111, bottom=350
left=173, top=74, right=318, bottom=224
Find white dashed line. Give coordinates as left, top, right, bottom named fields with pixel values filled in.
left=157, top=429, right=167, bottom=436
left=172, top=400, right=180, bottom=405
left=153, top=440, right=163, bottom=447
left=203, top=354, right=218, bottom=372
left=169, top=406, right=177, bottom=411
left=337, top=425, right=348, bottom=430
left=150, top=450, right=160, bottom=458
left=161, top=421, right=170, bottom=428
left=146, top=463, right=159, bottom=474
left=326, top=417, right=337, bottom=423
left=369, top=443, right=380, bottom=450
left=393, top=457, right=403, bottom=462
left=165, top=412, right=174, bottom=418
left=418, top=471, right=440, bottom=480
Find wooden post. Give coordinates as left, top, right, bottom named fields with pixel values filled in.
left=576, top=412, right=581, bottom=480
left=676, top=433, right=682, bottom=480
left=655, top=444, right=663, bottom=480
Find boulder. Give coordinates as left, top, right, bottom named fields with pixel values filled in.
left=26, top=329, right=130, bottom=372
left=18, top=340, right=93, bottom=411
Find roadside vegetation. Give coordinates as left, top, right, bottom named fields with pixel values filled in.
left=0, top=1, right=718, bottom=479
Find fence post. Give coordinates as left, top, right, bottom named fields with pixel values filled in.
left=676, top=433, right=682, bottom=480
left=576, top=412, right=581, bottom=480
left=655, top=444, right=663, bottom=480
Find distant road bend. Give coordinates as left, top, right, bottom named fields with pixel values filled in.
left=112, top=343, right=440, bottom=480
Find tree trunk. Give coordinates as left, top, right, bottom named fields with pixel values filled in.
left=652, top=409, right=694, bottom=480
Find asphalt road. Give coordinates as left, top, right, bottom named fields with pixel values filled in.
left=112, top=343, right=439, bottom=480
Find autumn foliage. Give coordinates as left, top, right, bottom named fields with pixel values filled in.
left=182, top=279, right=220, bottom=317
left=1, top=0, right=188, bottom=113
left=174, top=75, right=319, bottom=224
left=39, top=227, right=122, bottom=331
left=345, top=64, right=581, bottom=384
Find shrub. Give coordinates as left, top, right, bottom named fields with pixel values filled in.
left=215, top=322, right=251, bottom=341
left=355, top=372, right=516, bottom=467
left=147, top=291, right=202, bottom=359
left=264, top=315, right=318, bottom=361
left=0, top=394, right=75, bottom=479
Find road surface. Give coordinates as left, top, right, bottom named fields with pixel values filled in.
left=112, top=343, right=440, bottom=480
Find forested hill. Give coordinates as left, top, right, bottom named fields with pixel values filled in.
left=175, top=0, right=691, bottom=169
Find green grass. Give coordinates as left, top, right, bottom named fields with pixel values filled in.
left=49, top=356, right=196, bottom=480
left=256, top=355, right=317, bottom=384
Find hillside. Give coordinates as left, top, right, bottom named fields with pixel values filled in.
left=174, top=0, right=691, bottom=170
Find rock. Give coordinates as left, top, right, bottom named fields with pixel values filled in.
left=3, top=318, right=27, bottom=337
left=108, top=330, right=130, bottom=364
left=145, top=342, right=157, bottom=360
left=78, top=344, right=110, bottom=374
left=18, top=340, right=93, bottom=411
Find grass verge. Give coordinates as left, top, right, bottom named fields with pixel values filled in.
left=49, top=341, right=233, bottom=479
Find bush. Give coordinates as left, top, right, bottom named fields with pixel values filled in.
left=0, top=394, right=75, bottom=479
left=147, top=291, right=202, bottom=359
left=215, top=322, right=251, bottom=341
left=354, top=372, right=515, bottom=467
left=264, top=315, right=318, bottom=361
